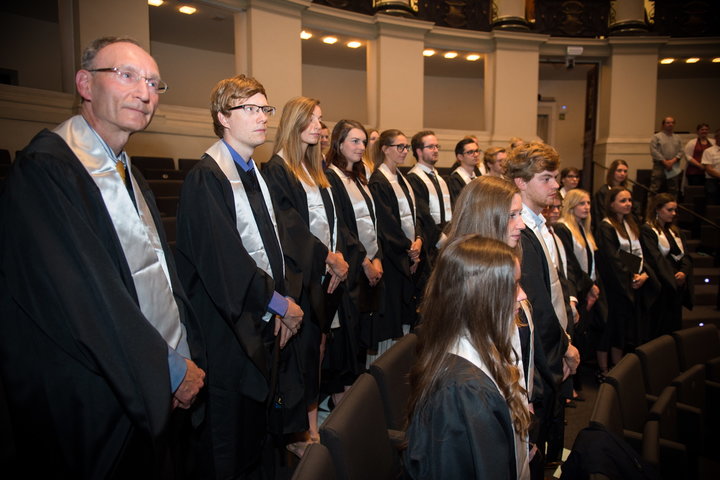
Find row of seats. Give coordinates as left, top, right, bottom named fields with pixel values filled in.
left=589, top=325, right=720, bottom=480
left=292, top=333, right=418, bottom=480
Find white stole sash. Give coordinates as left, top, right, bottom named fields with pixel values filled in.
left=451, top=335, right=530, bottom=480
left=604, top=218, right=644, bottom=272
left=207, top=141, right=284, bottom=321
left=452, top=166, right=475, bottom=185
left=293, top=162, right=336, bottom=252
left=652, top=225, right=685, bottom=262
left=522, top=207, right=569, bottom=330
left=408, top=164, right=452, bottom=224
left=55, top=115, right=185, bottom=353
left=329, top=164, right=379, bottom=259
left=378, top=163, right=416, bottom=241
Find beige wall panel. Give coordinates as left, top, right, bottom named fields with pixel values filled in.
left=302, top=64, right=367, bottom=124
left=423, top=76, right=484, bottom=131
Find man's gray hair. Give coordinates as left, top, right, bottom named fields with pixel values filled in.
left=80, top=36, right=142, bottom=70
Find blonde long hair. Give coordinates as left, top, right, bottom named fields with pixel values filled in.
left=272, top=96, right=329, bottom=188
left=407, top=235, right=531, bottom=436
left=560, top=189, right=597, bottom=251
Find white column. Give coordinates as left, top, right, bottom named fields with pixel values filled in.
left=366, top=14, right=431, bottom=134
left=485, top=31, right=546, bottom=144
left=594, top=37, right=666, bottom=189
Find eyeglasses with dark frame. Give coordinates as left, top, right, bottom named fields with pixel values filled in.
left=388, top=144, right=411, bottom=153
left=228, top=104, right=277, bottom=116
left=422, top=144, right=441, bottom=150
left=88, top=67, right=168, bottom=94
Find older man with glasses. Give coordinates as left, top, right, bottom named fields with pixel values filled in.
left=0, top=36, right=205, bottom=478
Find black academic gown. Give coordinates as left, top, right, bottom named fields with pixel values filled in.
left=595, top=222, right=660, bottom=347
left=406, top=170, right=444, bottom=257
left=404, top=355, right=518, bottom=480
left=0, top=130, right=204, bottom=479
left=368, top=168, right=421, bottom=339
left=262, top=154, right=346, bottom=405
left=519, top=229, right=569, bottom=386
left=640, top=224, right=693, bottom=337
left=446, top=170, right=469, bottom=208
left=175, top=155, right=305, bottom=477
left=323, top=168, right=375, bottom=388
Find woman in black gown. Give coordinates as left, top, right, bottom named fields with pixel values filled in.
left=641, top=193, right=693, bottom=337
left=367, top=129, right=423, bottom=356
left=262, top=96, right=349, bottom=454
left=405, top=235, right=532, bottom=479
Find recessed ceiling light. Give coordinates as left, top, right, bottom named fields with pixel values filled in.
left=444, top=51, right=458, bottom=59
left=423, top=49, right=436, bottom=57
left=466, top=54, right=480, bottom=61
left=300, top=30, right=313, bottom=40
left=178, top=5, right=196, bottom=14
left=659, top=58, right=675, bottom=64
left=686, top=57, right=700, bottom=63
left=322, top=36, right=338, bottom=45
left=148, top=0, right=163, bottom=6
left=346, top=41, right=362, bottom=49
left=713, top=57, right=720, bottom=63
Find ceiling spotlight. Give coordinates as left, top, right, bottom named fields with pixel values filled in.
left=423, top=49, right=436, bottom=57
left=300, top=30, right=313, bottom=40
left=178, top=5, right=196, bottom=14
left=713, top=57, right=720, bottom=63
left=685, top=57, right=700, bottom=63
left=148, top=0, right=163, bottom=6
left=444, top=51, right=458, bottom=59
left=466, top=54, right=480, bottom=61
left=346, top=41, right=362, bottom=49
left=659, top=58, right=675, bottom=64
left=322, top=36, right=338, bottom=45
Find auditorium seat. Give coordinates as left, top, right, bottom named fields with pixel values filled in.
left=672, top=325, right=720, bottom=380
left=148, top=180, right=183, bottom=197
left=141, top=168, right=184, bottom=180
left=131, top=155, right=174, bottom=171
left=319, top=373, right=402, bottom=480
left=290, top=443, right=336, bottom=480
left=635, top=335, right=706, bottom=408
left=368, top=332, right=417, bottom=432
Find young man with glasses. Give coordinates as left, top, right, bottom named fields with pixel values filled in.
left=175, top=74, right=303, bottom=478
left=0, top=37, right=205, bottom=477
left=407, top=130, right=452, bottom=265
left=447, top=137, right=481, bottom=206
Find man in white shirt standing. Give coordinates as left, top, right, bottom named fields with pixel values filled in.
left=507, top=142, right=580, bottom=469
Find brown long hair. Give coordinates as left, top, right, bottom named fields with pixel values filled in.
left=605, top=186, right=639, bottom=239
left=606, top=159, right=629, bottom=187
left=446, top=176, right=521, bottom=253
left=326, top=119, right=368, bottom=184
left=373, top=129, right=405, bottom=168
left=560, top=189, right=597, bottom=251
left=407, top=235, right=531, bottom=436
left=646, top=193, right=680, bottom=236
left=272, top=96, right=329, bottom=188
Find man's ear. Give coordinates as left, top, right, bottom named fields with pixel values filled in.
left=76, top=70, right=92, bottom=102
left=513, top=176, right=527, bottom=192
left=456, top=154, right=463, bottom=163
left=217, top=111, right=231, bottom=130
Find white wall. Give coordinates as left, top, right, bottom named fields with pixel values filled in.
left=302, top=64, right=367, bottom=124
left=656, top=77, right=720, bottom=132
left=150, top=41, right=235, bottom=110
left=0, top=13, right=62, bottom=91
left=424, top=76, right=484, bottom=131
left=539, top=78, right=587, bottom=169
